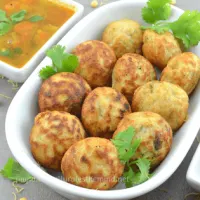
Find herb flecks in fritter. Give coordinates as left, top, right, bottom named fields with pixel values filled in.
left=112, top=126, right=152, bottom=188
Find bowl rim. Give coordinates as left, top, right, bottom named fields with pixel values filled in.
left=6, top=0, right=200, bottom=199
left=0, top=0, right=84, bottom=81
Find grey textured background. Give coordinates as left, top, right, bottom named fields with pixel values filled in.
left=0, top=0, right=200, bottom=199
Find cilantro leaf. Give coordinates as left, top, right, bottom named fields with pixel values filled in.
left=169, top=10, right=200, bottom=49
left=112, top=126, right=141, bottom=163
left=0, top=158, right=34, bottom=183
left=123, top=166, right=135, bottom=188
left=0, top=49, right=12, bottom=57
left=133, top=158, right=151, bottom=185
left=62, top=54, right=79, bottom=72
left=46, top=45, right=66, bottom=71
left=39, top=66, right=56, bottom=80
left=13, top=48, right=23, bottom=54
left=11, top=10, right=27, bottom=24
left=0, top=22, right=12, bottom=36
left=39, top=45, right=79, bottom=80
left=0, top=9, right=10, bottom=23
left=29, top=15, right=44, bottom=22
left=142, top=0, right=171, bottom=24
left=142, top=10, right=200, bottom=49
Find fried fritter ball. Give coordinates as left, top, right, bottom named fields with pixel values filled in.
left=112, top=53, right=157, bottom=102
left=160, top=52, right=200, bottom=95
left=61, top=137, right=124, bottom=190
left=38, top=72, right=91, bottom=117
left=30, top=111, right=86, bottom=171
left=102, top=19, right=143, bottom=58
left=113, top=112, right=173, bottom=168
left=73, top=40, right=116, bottom=88
left=82, top=87, right=131, bottom=138
left=132, top=81, right=189, bottom=130
left=142, top=30, right=182, bottom=70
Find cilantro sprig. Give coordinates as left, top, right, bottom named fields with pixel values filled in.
left=142, top=10, right=200, bottom=49
left=112, top=126, right=152, bottom=188
left=0, top=9, right=44, bottom=36
left=39, top=45, right=79, bottom=80
left=142, top=0, right=172, bottom=24
left=0, top=158, right=34, bottom=183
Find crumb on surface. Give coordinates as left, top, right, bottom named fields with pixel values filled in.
left=90, top=0, right=99, bottom=8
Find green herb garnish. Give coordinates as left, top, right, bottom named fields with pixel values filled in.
left=29, top=15, right=44, bottom=22
left=39, top=45, right=79, bottom=80
left=142, top=0, right=172, bottom=24
left=112, top=126, right=152, bottom=188
left=0, top=9, right=12, bottom=36
left=0, top=48, right=23, bottom=58
left=0, top=158, right=34, bottom=183
left=10, top=10, right=27, bottom=24
left=142, top=10, right=200, bottom=49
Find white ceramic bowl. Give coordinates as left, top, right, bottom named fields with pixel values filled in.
left=5, top=1, right=200, bottom=200
left=0, top=0, right=84, bottom=83
left=186, top=132, right=200, bottom=192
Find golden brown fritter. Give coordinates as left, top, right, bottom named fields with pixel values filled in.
left=82, top=87, right=131, bottom=139
left=73, top=40, right=116, bottom=88
left=160, top=52, right=200, bottom=95
left=30, top=111, right=86, bottom=171
left=102, top=19, right=143, bottom=58
left=112, top=53, right=157, bottom=102
left=113, top=112, right=173, bottom=168
left=61, top=137, right=124, bottom=190
left=142, top=30, right=182, bottom=70
left=38, top=72, right=91, bottom=117
left=102, top=19, right=142, bottom=58
left=132, top=81, right=189, bottom=131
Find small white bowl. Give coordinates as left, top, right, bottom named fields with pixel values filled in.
left=5, top=0, right=200, bottom=200
left=186, top=132, right=200, bottom=192
left=0, top=0, right=84, bottom=82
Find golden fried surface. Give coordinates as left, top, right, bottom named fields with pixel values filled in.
left=142, top=30, right=182, bottom=70
left=61, top=137, right=124, bottom=190
left=112, top=53, right=157, bottom=102
left=132, top=81, right=189, bottom=130
left=30, top=111, right=86, bottom=170
left=82, top=87, right=131, bottom=138
left=102, top=19, right=143, bottom=58
left=161, top=52, right=200, bottom=95
left=113, top=112, right=173, bottom=168
left=73, top=40, right=116, bottom=88
left=38, top=72, right=91, bottom=117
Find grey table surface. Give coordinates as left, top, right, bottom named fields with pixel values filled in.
left=0, top=0, right=200, bottom=200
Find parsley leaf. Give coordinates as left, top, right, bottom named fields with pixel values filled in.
left=10, top=10, right=27, bottom=24
left=142, top=0, right=171, bottom=24
left=39, top=45, right=79, bottom=80
left=29, top=15, right=44, bottom=22
left=39, top=66, right=56, bottom=80
left=0, top=158, right=34, bottom=183
left=142, top=10, right=200, bottom=49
